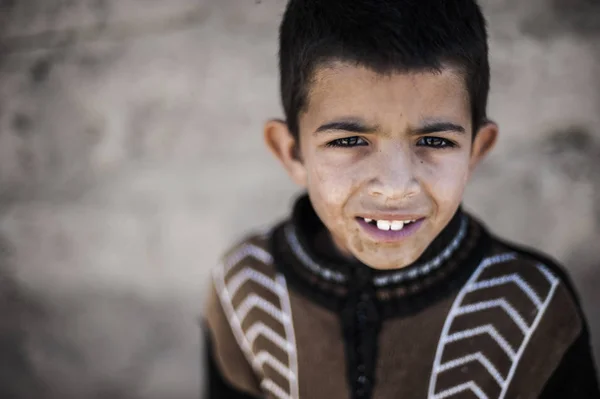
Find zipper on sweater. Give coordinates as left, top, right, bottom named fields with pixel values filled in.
left=341, top=267, right=381, bottom=399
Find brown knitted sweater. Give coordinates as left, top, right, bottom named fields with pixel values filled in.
left=203, top=195, right=599, bottom=399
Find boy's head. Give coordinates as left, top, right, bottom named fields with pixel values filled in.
left=265, top=0, right=499, bottom=270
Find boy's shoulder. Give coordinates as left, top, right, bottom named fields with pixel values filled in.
left=474, top=232, right=587, bottom=351
left=485, top=233, right=584, bottom=312
left=205, top=230, right=284, bottom=398
left=458, top=233, right=592, bottom=397
left=216, top=229, right=277, bottom=278
left=428, top=225, right=596, bottom=398
left=211, top=228, right=285, bottom=313
left=221, top=229, right=274, bottom=263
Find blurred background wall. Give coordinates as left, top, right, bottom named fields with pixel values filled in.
left=0, top=0, right=598, bottom=398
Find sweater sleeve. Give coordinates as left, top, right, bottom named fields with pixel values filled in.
left=539, top=327, right=600, bottom=398
left=203, top=284, right=263, bottom=399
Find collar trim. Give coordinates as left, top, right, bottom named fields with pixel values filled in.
left=284, top=223, right=347, bottom=283
left=373, top=215, right=468, bottom=287
left=283, top=211, right=469, bottom=288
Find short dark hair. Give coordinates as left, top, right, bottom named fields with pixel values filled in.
left=278, top=0, right=490, bottom=139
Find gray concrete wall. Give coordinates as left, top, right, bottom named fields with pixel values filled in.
left=0, top=0, right=598, bottom=397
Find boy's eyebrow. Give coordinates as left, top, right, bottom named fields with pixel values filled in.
left=413, top=121, right=466, bottom=135
left=314, top=118, right=378, bottom=134
left=314, top=118, right=466, bottom=135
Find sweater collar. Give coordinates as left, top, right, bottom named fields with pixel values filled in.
left=285, top=194, right=467, bottom=286
left=271, top=193, right=488, bottom=311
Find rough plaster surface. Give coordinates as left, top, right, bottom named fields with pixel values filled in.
left=0, top=0, right=598, bottom=397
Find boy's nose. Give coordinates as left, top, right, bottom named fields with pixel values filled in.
left=367, top=153, right=420, bottom=201
left=368, top=176, right=420, bottom=201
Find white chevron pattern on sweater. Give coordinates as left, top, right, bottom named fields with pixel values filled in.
left=223, top=244, right=274, bottom=275
left=437, top=352, right=505, bottom=386
left=444, top=324, right=516, bottom=360
left=498, top=263, right=559, bottom=398
left=254, top=352, right=297, bottom=381
left=428, top=252, right=560, bottom=399
left=434, top=381, right=489, bottom=399
left=227, top=267, right=286, bottom=297
left=246, top=322, right=294, bottom=352
left=467, top=273, right=543, bottom=309
left=235, top=294, right=289, bottom=324
left=455, top=298, right=530, bottom=334
left=214, top=242, right=299, bottom=399
left=262, top=379, right=293, bottom=399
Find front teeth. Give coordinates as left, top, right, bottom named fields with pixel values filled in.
left=377, top=220, right=404, bottom=231
left=390, top=221, right=404, bottom=231
left=376, top=220, right=391, bottom=230
left=366, top=218, right=415, bottom=231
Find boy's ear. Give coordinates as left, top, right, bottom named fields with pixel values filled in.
left=469, top=120, right=498, bottom=172
left=264, top=119, right=308, bottom=187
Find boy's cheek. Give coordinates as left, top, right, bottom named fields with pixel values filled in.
left=308, top=159, right=361, bottom=192
left=307, top=172, right=359, bottom=224
left=307, top=175, right=349, bottom=208
left=431, top=175, right=469, bottom=211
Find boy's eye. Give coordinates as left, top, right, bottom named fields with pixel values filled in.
left=326, top=136, right=368, bottom=148
left=416, top=136, right=456, bottom=148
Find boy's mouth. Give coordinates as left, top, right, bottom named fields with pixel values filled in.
left=355, top=216, right=426, bottom=242
left=360, top=217, right=419, bottom=232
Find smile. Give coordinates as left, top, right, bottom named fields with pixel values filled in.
left=356, top=216, right=425, bottom=242
left=362, top=218, right=418, bottom=231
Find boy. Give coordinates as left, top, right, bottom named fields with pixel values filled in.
left=203, top=0, right=600, bottom=398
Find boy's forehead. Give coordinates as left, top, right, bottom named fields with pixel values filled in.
left=302, top=62, right=470, bottom=129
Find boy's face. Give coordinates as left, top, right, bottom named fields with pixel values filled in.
left=266, top=63, right=497, bottom=270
